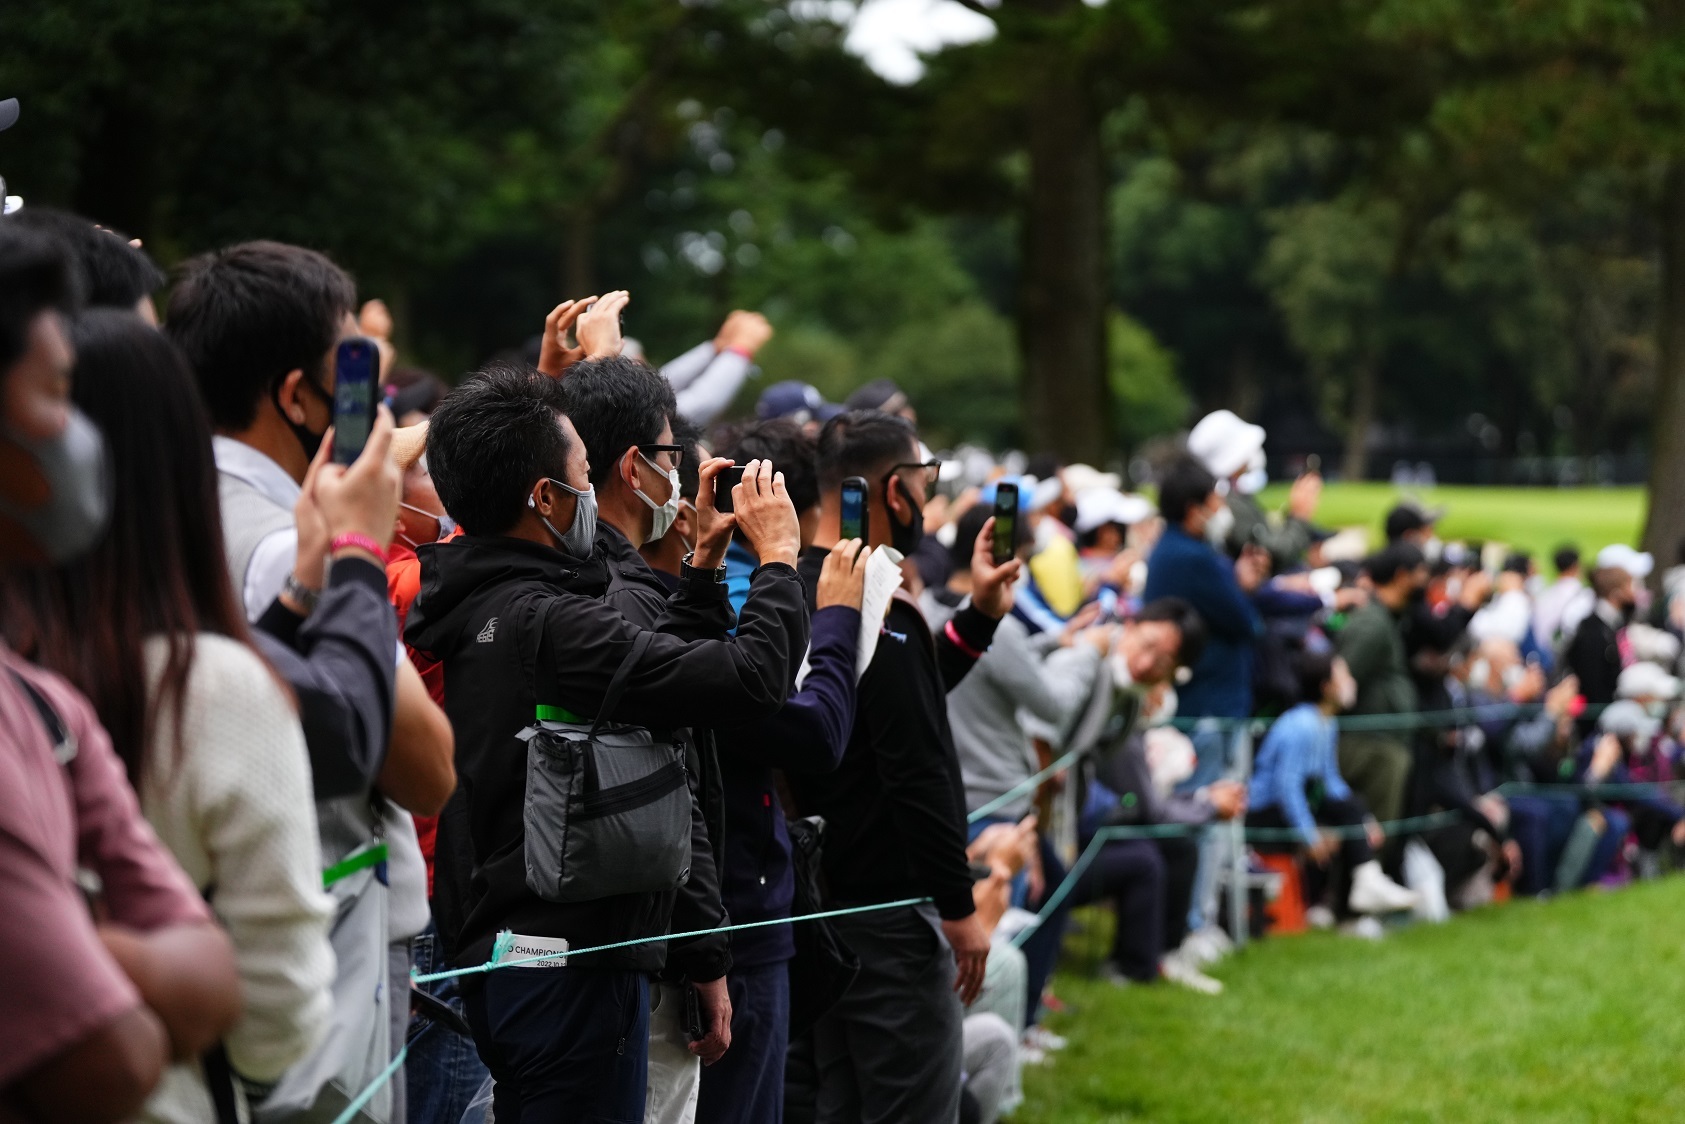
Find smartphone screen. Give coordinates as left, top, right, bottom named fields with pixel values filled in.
left=714, top=465, right=746, bottom=514
left=331, top=337, right=381, bottom=466
left=840, top=476, right=869, bottom=542
left=992, top=482, right=1019, bottom=564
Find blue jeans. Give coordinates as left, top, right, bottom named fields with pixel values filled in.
left=406, top=923, right=489, bottom=1124
left=462, top=966, right=650, bottom=1124
left=696, top=961, right=790, bottom=1124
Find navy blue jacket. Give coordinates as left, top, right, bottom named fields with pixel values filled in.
left=1142, top=525, right=1261, bottom=718
left=714, top=605, right=860, bottom=966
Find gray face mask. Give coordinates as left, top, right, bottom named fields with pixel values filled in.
left=532, top=477, right=597, bottom=558
left=0, top=406, right=110, bottom=564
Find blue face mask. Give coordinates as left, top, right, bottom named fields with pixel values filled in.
left=531, top=477, right=597, bottom=558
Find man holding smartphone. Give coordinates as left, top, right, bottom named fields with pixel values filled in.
left=791, top=409, right=1021, bottom=1124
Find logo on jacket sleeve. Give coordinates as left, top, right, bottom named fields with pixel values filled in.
left=476, top=617, right=498, bottom=643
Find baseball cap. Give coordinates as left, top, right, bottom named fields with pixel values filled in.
left=1617, top=662, right=1681, bottom=702
left=1595, top=543, right=1653, bottom=578
left=1187, top=410, right=1266, bottom=480
left=1384, top=499, right=1445, bottom=542
left=756, top=380, right=840, bottom=424
left=1599, top=699, right=1661, bottom=741
left=1074, top=488, right=1155, bottom=535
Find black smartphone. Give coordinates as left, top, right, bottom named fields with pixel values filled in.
left=992, top=482, right=1019, bottom=565
left=681, top=985, right=704, bottom=1041
left=331, top=337, right=381, bottom=466
left=714, top=465, right=746, bottom=513
left=840, top=476, right=869, bottom=542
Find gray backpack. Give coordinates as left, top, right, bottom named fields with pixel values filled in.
left=518, top=626, right=693, bottom=904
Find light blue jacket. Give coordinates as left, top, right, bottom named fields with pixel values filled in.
left=1248, top=702, right=1351, bottom=845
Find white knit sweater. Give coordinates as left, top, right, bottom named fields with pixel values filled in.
left=139, top=634, right=336, bottom=1124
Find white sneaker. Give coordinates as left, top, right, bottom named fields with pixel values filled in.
left=1348, top=860, right=1419, bottom=915
left=1161, top=950, right=1224, bottom=995
left=1180, top=925, right=1234, bottom=966
left=1020, top=1042, right=1051, bottom=1066
left=1023, top=1025, right=1068, bottom=1053
left=1305, top=904, right=1336, bottom=931
left=1338, top=916, right=1386, bottom=940
left=1097, top=961, right=1139, bottom=988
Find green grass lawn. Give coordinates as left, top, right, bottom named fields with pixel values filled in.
left=1019, top=879, right=1685, bottom=1122
left=1254, top=483, right=1645, bottom=563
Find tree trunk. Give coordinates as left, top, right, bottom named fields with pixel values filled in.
left=1019, top=64, right=1109, bottom=463
left=1642, top=161, right=1685, bottom=580
left=1342, top=355, right=1378, bottom=482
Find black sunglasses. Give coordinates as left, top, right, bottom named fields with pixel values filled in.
left=637, top=443, right=685, bottom=468
left=884, top=459, right=943, bottom=501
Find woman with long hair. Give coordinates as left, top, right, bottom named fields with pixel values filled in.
left=24, top=309, right=333, bottom=1121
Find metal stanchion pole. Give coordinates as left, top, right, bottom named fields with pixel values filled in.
left=1228, top=723, right=1253, bottom=949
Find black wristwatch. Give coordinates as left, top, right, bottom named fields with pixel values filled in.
left=681, top=551, right=728, bottom=584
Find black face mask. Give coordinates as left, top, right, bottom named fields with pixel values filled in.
left=886, top=475, right=925, bottom=556
left=274, top=377, right=329, bottom=463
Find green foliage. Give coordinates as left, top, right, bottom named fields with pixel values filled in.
left=1109, top=311, right=1189, bottom=448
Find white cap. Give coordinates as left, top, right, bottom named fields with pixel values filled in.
left=1617, top=662, right=1682, bottom=702
left=1599, top=699, right=1661, bottom=741
left=1062, top=463, right=1123, bottom=497
left=1595, top=543, right=1653, bottom=579
left=1073, top=489, right=1155, bottom=534
left=1187, top=409, right=1266, bottom=479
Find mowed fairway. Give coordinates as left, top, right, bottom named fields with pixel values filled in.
left=1018, top=879, right=1685, bottom=1123
left=1255, top=483, right=1645, bottom=562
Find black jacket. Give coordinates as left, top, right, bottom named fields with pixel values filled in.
left=596, top=525, right=733, bottom=983
left=1567, top=604, right=1623, bottom=707
left=406, top=533, right=807, bottom=972
left=788, top=545, right=998, bottom=921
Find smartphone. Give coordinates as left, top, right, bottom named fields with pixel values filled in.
left=840, top=476, right=869, bottom=542
left=681, top=985, right=704, bottom=1041
left=331, top=337, right=382, bottom=465
left=992, top=482, right=1019, bottom=565
left=714, top=465, right=746, bottom=513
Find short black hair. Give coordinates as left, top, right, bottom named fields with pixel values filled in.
left=1364, top=542, right=1426, bottom=587
left=815, top=409, right=919, bottom=491
left=948, top=495, right=1030, bottom=570
left=1137, top=596, right=1206, bottom=669
left=0, top=224, right=79, bottom=373
left=164, top=240, right=355, bottom=431
left=1157, top=456, right=1217, bottom=526
left=4, top=209, right=163, bottom=308
left=1553, top=545, right=1580, bottom=575
left=428, top=362, right=572, bottom=536
left=725, top=418, right=820, bottom=514
left=671, top=415, right=704, bottom=503
left=1503, top=552, right=1532, bottom=576
left=1384, top=502, right=1434, bottom=543
left=1296, top=649, right=1337, bottom=705
left=559, top=356, right=677, bottom=489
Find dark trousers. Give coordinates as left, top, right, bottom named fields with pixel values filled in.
left=1248, top=797, right=1374, bottom=917
left=462, top=966, right=649, bottom=1124
left=814, top=904, right=963, bottom=1124
left=407, top=922, right=491, bottom=1124
left=1069, top=835, right=1199, bottom=981
left=697, top=961, right=790, bottom=1124
left=1508, top=794, right=1579, bottom=895
left=1019, top=833, right=1070, bottom=1026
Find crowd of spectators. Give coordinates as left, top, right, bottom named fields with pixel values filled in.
left=4, top=204, right=1685, bottom=1124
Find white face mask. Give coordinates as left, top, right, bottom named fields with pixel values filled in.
left=1237, top=468, right=1268, bottom=496
left=633, top=450, right=680, bottom=545
left=1205, top=501, right=1235, bottom=547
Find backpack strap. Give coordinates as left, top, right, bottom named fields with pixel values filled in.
left=7, top=669, right=77, bottom=765
left=589, top=631, right=656, bottom=736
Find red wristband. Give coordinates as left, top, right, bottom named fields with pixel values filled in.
left=944, top=619, right=986, bottom=660
left=725, top=345, right=754, bottom=360
left=330, top=533, right=388, bottom=564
